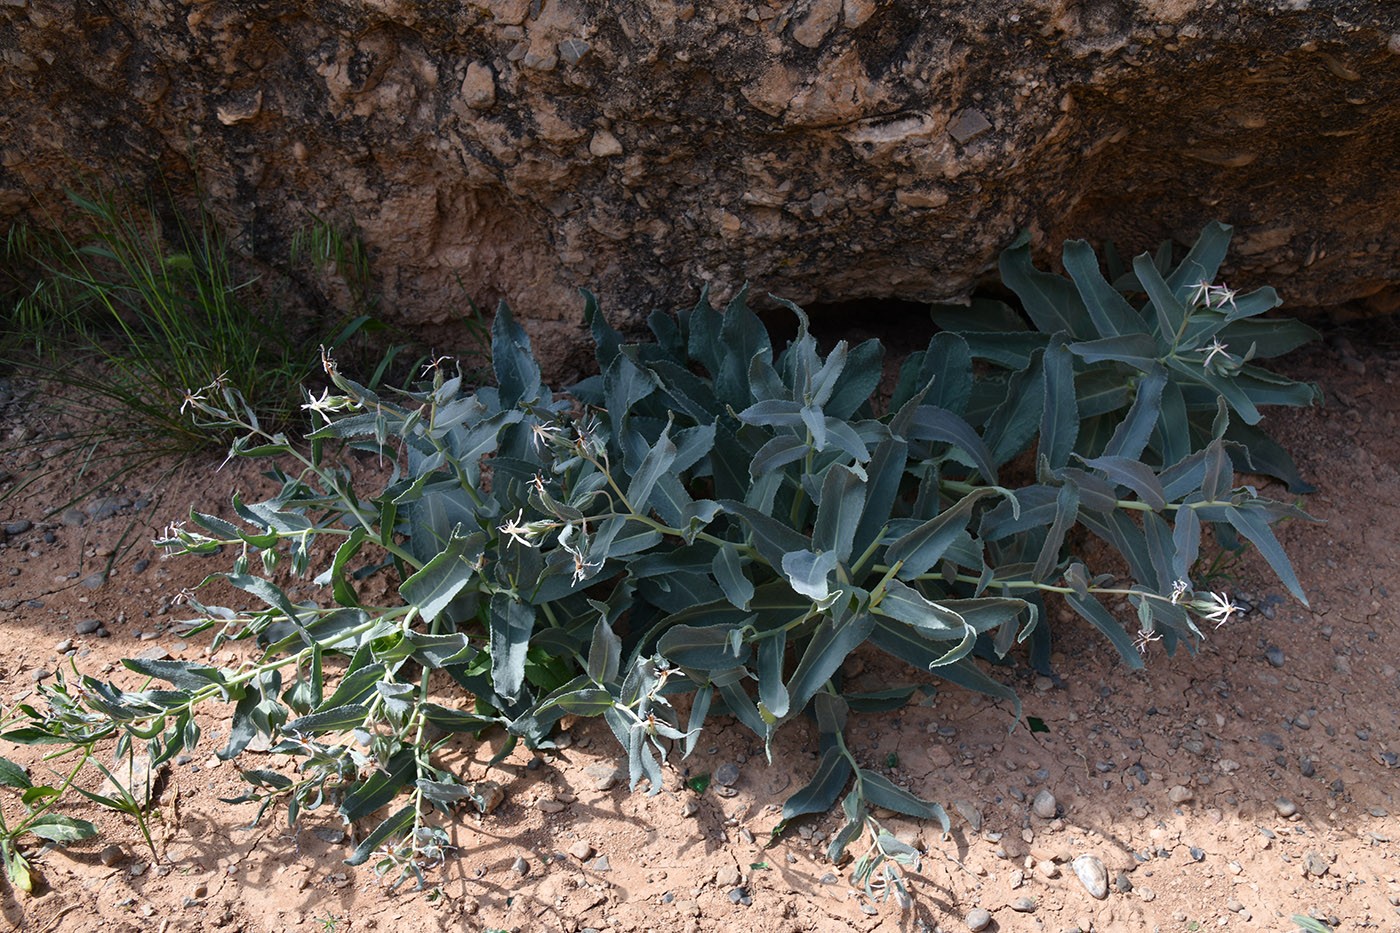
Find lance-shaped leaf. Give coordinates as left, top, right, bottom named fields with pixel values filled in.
left=627, top=426, right=677, bottom=514
left=1063, top=239, right=1149, bottom=338
left=1032, top=483, right=1079, bottom=583
left=888, top=487, right=1003, bottom=580
left=784, top=610, right=875, bottom=715
left=757, top=630, right=790, bottom=720
left=860, top=769, right=949, bottom=831
left=1077, top=454, right=1166, bottom=511
left=1134, top=251, right=1187, bottom=344
left=908, top=406, right=998, bottom=483
left=490, top=593, right=535, bottom=701
left=782, top=549, right=838, bottom=602
left=750, top=434, right=808, bottom=478
left=587, top=615, right=622, bottom=686
left=492, top=302, right=544, bottom=408
left=284, top=703, right=368, bottom=736
left=778, top=745, right=852, bottom=826
left=657, top=622, right=753, bottom=671
left=850, top=437, right=908, bottom=565
left=1067, top=334, right=1161, bottom=371
left=1102, top=363, right=1166, bottom=461
left=999, top=229, right=1094, bottom=339
left=1040, top=338, right=1079, bottom=470
left=1224, top=505, right=1308, bottom=605
left=339, top=749, right=417, bottom=824
left=813, top=464, right=865, bottom=563
left=1165, top=221, right=1232, bottom=298
left=719, top=500, right=811, bottom=569
left=25, top=814, right=98, bottom=843
left=400, top=531, right=485, bottom=622
left=712, top=543, right=755, bottom=611
left=1200, top=439, right=1234, bottom=502
left=345, top=803, right=416, bottom=866
left=1065, top=592, right=1144, bottom=669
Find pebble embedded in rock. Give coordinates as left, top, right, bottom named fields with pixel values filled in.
left=1275, top=797, right=1298, bottom=817
left=715, top=762, right=740, bottom=786
left=1032, top=789, right=1057, bottom=819
left=569, top=841, right=595, bottom=861
left=965, top=907, right=991, bottom=931
left=1010, top=896, right=1036, bottom=912
left=1071, top=855, right=1108, bottom=899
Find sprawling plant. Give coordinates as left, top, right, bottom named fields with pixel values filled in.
left=4, top=225, right=1318, bottom=902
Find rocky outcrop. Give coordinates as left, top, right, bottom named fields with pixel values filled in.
left=3, top=0, right=1400, bottom=345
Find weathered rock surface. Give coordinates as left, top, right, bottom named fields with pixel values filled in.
left=3, top=0, right=1399, bottom=345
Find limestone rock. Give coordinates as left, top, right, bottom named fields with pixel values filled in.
left=2, top=0, right=1399, bottom=352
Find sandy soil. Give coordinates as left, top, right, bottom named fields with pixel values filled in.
left=1, top=314, right=1398, bottom=933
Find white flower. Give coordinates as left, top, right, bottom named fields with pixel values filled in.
left=1186, top=280, right=1213, bottom=308
left=497, top=510, right=540, bottom=548
left=530, top=422, right=563, bottom=452
left=1192, top=591, right=1242, bottom=628
left=1207, top=283, right=1238, bottom=311
left=301, top=387, right=362, bottom=416
left=1169, top=578, right=1192, bottom=605
left=1134, top=626, right=1162, bottom=656
left=1198, top=337, right=1233, bottom=369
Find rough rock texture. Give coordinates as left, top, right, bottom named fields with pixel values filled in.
left=3, top=0, right=1400, bottom=344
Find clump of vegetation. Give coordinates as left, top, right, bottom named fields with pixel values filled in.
left=3, top=225, right=1318, bottom=903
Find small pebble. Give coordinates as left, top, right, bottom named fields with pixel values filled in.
left=1189, top=846, right=1205, bottom=862
left=4, top=520, right=32, bottom=535
left=569, top=841, right=595, bottom=861
left=538, top=799, right=566, bottom=813
left=1299, top=758, right=1316, bottom=778
left=98, top=844, right=125, bottom=866
left=1114, top=871, right=1133, bottom=893
left=965, top=907, right=992, bottom=931
left=1168, top=785, right=1193, bottom=804
left=1032, top=789, right=1057, bottom=819
left=591, top=856, right=611, bottom=872
left=1275, top=798, right=1298, bottom=817
left=1072, top=855, right=1108, bottom=899
left=1010, top=896, right=1036, bottom=912
left=75, top=619, right=101, bottom=635
left=1259, top=733, right=1284, bottom=751
left=1303, top=851, right=1328, bottom=876
left=511, top=856, right=530, bottom=876
left=715, top=762, right=740, bottom=787
left=1265, top=645, right=1285, bottom=667
left=30, top=669, right=50, bottom=683
left=820, top=872, right=839, bottom=884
